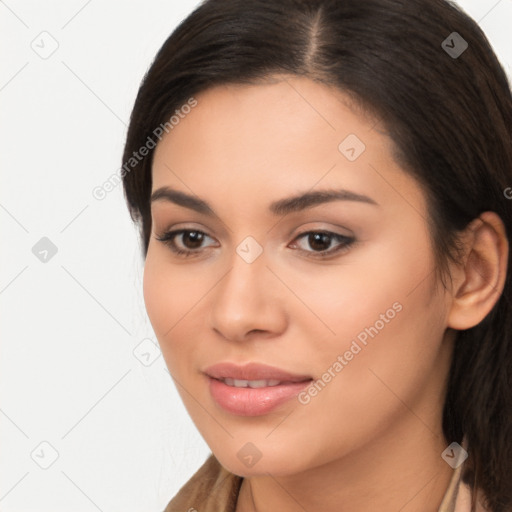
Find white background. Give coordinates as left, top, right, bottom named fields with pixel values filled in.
left=1, top=1, right=511, bottom=511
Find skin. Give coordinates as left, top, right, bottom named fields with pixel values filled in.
left=144, top=76, right=508, bottom=512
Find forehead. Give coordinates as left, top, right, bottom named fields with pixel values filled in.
left=150, top=76, right=425, bottom=218
left=153, top=76, right=381, bottom=170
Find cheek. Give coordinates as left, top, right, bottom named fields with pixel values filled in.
left=302, top=238, right=447, bottom=421
left=298, top=227, right=444, bottom=387
left=315, top=284, right=448, bottom=463
left=142, top=250, right=190, bottom=355
left=142, top=247, right=221, bottom=380
left=143, top=251, right=168, bottom=338
left=288, top=232, right=436, bottom=346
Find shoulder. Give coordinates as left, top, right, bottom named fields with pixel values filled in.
left=163, top=454, right=243, bottom=512
left=438, top=450, right=493, bottom=512
left=453, top=480, right=493, bottom=512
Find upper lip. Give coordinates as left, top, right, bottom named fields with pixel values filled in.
left=204, top=362, right=313, bottom=382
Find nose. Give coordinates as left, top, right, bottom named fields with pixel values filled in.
left=209, top=245, right=287, bottom=343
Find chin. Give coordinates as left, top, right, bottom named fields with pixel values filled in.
left=212, top=445, right=309, bottom=478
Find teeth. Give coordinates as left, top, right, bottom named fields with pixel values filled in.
left=223, top=378, right=282, bottom=388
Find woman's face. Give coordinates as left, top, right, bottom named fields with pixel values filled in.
left=144, top=76, right=455, bottom=477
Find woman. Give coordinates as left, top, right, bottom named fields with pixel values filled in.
left=121, top=0, right=512, bottom=510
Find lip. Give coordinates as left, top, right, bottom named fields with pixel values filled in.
left=204, top=362, right=313, bottom=416
left=204, top=362, right=312, bottom=382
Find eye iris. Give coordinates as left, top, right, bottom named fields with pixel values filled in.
left=183, top=231, right=204, bottom=249
left=309, top=233, right=331, bottom=251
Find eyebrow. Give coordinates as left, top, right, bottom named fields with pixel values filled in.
left=150, top=186, right=379, bottom=216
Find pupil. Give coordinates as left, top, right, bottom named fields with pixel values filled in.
left=184, top=231, right=203, bottom=248
left=309, top=233, right=330, bottom=251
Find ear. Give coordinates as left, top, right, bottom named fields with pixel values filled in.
left=447, top=211, right=509, bottom=330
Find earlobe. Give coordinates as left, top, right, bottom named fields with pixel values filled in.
left=447, top=211, right=509, bottom=331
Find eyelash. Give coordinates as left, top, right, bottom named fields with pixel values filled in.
left=155, top=229, right=355, bottom=259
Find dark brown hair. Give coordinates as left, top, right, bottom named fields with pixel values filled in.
left=122, top=0, right=512, bottom=509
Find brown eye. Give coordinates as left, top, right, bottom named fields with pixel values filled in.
left=291, top=231, right=355, bottom=258
left=155, top=229, right=217, bottom=256
left=180, top=231, right=205, bottom=249
left=307, top=232, right=332, bottom=251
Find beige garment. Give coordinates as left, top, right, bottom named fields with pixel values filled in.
left=164, top=452, right=490, bottom=512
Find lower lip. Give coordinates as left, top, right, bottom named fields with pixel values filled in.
left=207, top=377, right=312, bottom=416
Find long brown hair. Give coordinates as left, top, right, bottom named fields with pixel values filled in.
left=122, top=1, right=512, bottom=509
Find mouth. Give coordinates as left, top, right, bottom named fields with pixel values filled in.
left=204, top=362, right=313, bottom=416
left=213, top=377, right=296, bottom=388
